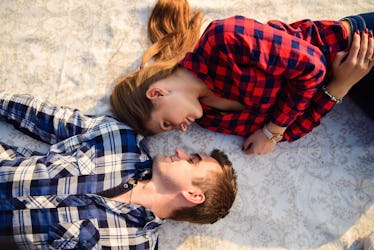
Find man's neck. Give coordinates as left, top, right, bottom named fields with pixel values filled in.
left=111, top=180, right=177, bottom=219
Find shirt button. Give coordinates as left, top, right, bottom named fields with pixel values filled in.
left=123, top=184, right=128, bottom=188
left=139, top=154, right=148, bottom=161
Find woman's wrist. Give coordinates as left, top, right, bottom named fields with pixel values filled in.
left=324, top=80, right=349, bottom=99
left=263, top=122, right=286, bottom=143
left=322, top=85, right=344, bottom=104
left=266, top=122, right=287, bottom=134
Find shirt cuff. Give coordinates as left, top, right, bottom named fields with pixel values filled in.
left=270, top=107, right=299, bottom=128
left=271, top=87, right=336, bottom=127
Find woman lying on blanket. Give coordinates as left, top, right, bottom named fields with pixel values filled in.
left=111, top=0, right=374, bottom=155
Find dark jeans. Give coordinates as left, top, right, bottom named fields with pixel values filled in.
left=341, top=12, right=374, bottom=34
left=348, top=69, right=374, bottom=120
left=341, top=13, right=374, bottom=120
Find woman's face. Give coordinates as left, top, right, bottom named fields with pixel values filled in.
left=145, top=88, right=203, bottom=134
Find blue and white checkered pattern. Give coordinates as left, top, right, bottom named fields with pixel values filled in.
left=0, top=93, right=163, bottom=249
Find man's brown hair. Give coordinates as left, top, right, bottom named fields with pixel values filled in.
left=169, top=149, right=238, bottom=224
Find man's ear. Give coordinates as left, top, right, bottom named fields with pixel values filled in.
left=181, top=190, right=205, bottom=205
left=146, top=86, right=169, bottom=100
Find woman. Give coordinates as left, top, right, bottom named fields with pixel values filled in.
left=111, top=0, right=373, bottom=155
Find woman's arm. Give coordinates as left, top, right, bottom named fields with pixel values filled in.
left=231, top=18, right=328, bottom=154
left=325, top=29, right=373, bottom=99
left=241, top=19, right=373, bottom=153
left=284, top=30, right=374, bottom=141
left=0, top=93, right=95, bottom=144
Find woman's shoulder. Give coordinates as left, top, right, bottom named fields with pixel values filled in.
left=202, top=15, right=258, bottom=38
left=208, top=15, right=257, bottom=28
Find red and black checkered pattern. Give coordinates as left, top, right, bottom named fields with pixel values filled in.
left=180, top=15, right=349, bottom=141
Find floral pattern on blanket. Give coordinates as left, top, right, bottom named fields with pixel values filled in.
left=0, top=1, right=373, bottom=249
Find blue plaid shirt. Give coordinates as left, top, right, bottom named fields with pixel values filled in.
left=0, top=93, right=164, bottom=249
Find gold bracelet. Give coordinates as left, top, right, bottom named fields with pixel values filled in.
left=262, top=124, right=283, bottom=142
left=322, top=85, right=343, bottom=104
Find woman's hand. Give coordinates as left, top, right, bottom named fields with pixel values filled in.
left=242, top=129, right=276, bottom=155
left=242, top=122, right=286, bottom=155
left=325, top=29, right=374, bottom=99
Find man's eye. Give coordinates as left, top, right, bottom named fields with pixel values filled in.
left=187, top=158, right=194, bottom=164
left=187, top=154, right=200, bottom=164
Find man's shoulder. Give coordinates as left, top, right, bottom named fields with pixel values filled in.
left=92, top=115, right=136, bottom=132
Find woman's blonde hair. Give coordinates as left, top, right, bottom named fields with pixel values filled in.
left=111, top=0, right=203, bottom=135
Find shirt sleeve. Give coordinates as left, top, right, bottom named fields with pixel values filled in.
left=267, top=19, right=348, bottom=141
left=245, top=19, right=327, bottom=127
left=185, top=16, right=327, bottom=128
left=0, top=92, right=95, bottom=144
left=282, top=88, right=336, bottom=141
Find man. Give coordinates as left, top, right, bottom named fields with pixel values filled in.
left=0, top=93, right=237, bottom=249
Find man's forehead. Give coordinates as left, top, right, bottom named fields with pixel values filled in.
left=200, top=154, right=216, bottom=162
left=199, top=154, right=222, bottom=171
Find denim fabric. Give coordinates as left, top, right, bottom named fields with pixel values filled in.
left=341, top=12, right=374, bottom=33
left=342, top=13, right=374, bottom=120
left=348, top=68, right=374, bottom=120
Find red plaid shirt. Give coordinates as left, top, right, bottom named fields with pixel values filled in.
left=179, top=16, right=349, bottom=141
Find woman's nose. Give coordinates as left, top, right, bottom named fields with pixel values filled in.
left=179, top=123, right=188, bottom=132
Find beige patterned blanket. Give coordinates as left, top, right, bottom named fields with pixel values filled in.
left=0, top=1, right=373, bottom=249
